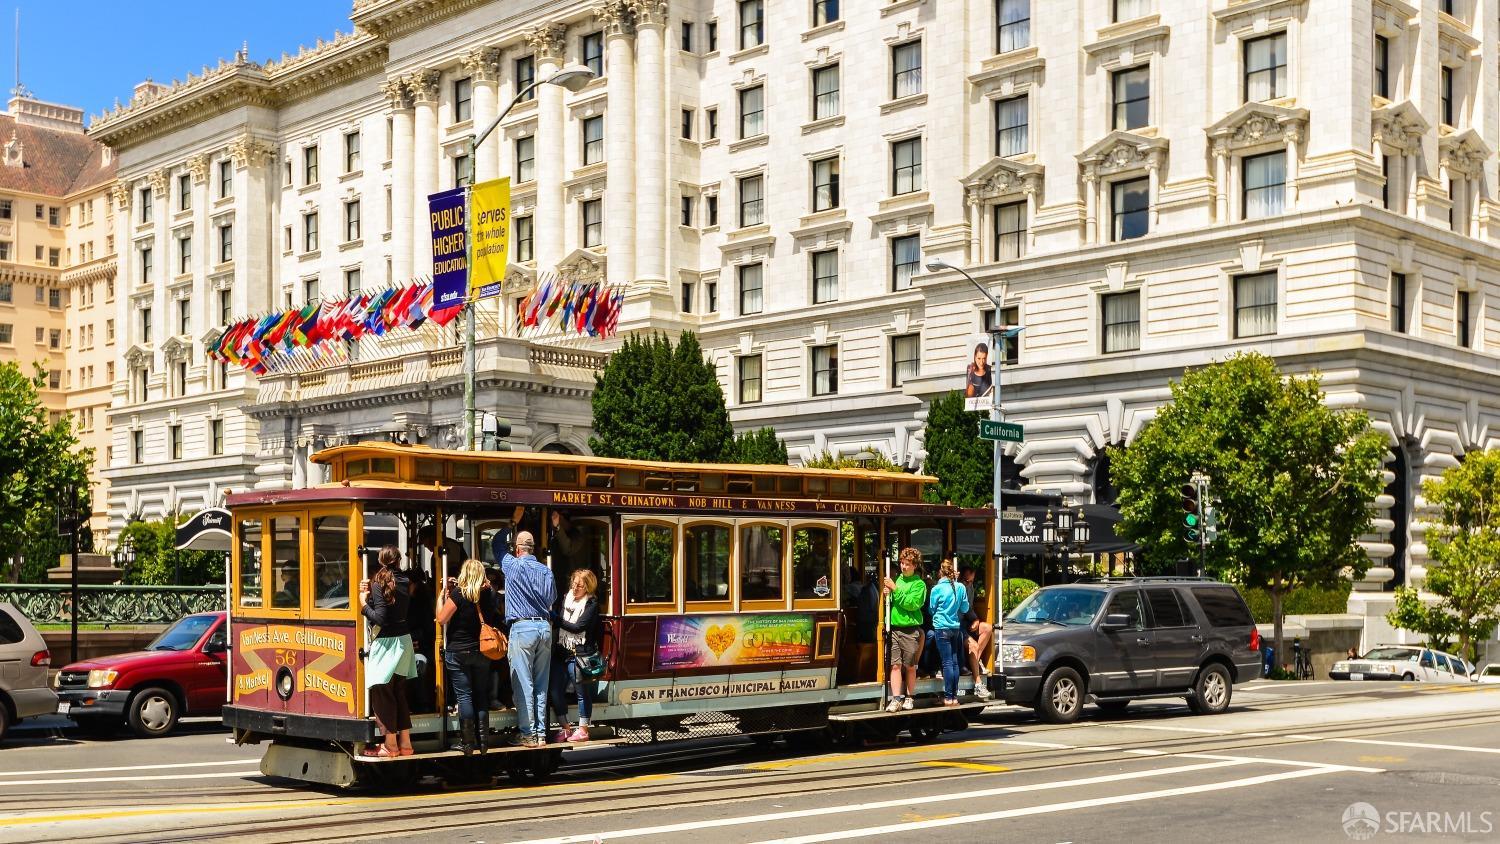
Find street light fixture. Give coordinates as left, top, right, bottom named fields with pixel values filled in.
left=463, top=64, right=598, bottom=451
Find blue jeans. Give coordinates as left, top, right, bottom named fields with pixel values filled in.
left=508, top=620, right=552, bottom=740
left=443, top=649, right=491, bottom=722
left=934, top=628, right=964, bottom=700
left=550, top=652, right=596, bottom=726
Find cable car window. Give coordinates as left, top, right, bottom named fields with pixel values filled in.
left=451, top=462, right=480, bottom=481
left=237, top=518, right=263, bottom=608
left=313, top=515, right=350, bottom=609
left=485, top=463, right=513, bottom=482
left=371, top=457, right=396, bottom=474
left=685, top=523, right=732, bottom=602
left=270, top=516, right=302, bottom=609
left=626, top=522, right=675, bottom=604
left=551, top=513, right=611, bottom=605
left=740, top=524, right=784, bottom=601
left=793, top=526, right=834, bottom=600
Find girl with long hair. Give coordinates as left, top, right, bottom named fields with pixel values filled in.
left=360, top=544, right=415, bottom=756
left=929, top=557, right=971, bottom=706
left=436, top=558, right=502, bottom=754
left=550, top=568, right=603, bottom=743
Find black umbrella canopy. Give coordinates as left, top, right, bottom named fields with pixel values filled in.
left=175, top=508, right=234, bottom=552
left=996, top=504, right=1136, bottom=557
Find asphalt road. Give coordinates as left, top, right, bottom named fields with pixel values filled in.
left=3, top=680, right=1499, bottom=843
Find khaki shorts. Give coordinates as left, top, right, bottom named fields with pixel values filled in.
left=889, top=628, right=922, bottom=667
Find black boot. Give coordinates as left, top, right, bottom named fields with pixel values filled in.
left=457, top=719, right=476, bottom=756
left=475, top=711, right=489, bottom=754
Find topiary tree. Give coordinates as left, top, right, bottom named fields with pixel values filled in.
left=921, top=390, right=993, bottom=507
left=725, top=427, right=789, bottom=465
left=590, top=332, right=734, bottom=463
left=803, top=447, right=904, bottom=472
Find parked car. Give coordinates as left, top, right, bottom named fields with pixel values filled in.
left=1476, top=664, right=1500, bottom=684
left=991, top=578, right=1263, bottom=723
left=1329, top=644, right=1473, bottom=682
left=0, top=602, right=58, bottom=741
left=55, top=611, right=229, bottom=738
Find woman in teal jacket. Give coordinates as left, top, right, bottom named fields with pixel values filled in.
left=928, top=558, right=970, bottom=705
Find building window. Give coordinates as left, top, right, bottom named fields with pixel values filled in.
left=739, top=0, right=764, bottom=49
left=812, top=344, right=838, bottom=396
left=1457, top=290, right=1472, bottom=347
left=707, top=20, right=719, bottom=52
left=139, top=188, right=152, bottom=223
left=680, top=194, right=695, bottom=227
left=582, top=32, right=604, bottom=77
left=218, top=160, right=233, bottom=199
left=0, top=199, right=10, bottom=219
left=738, top=355, right=762, bottom=403
left=178, top=298, right=191, bottom=335
left=0, top=242, right=8, bottom=262
left=1111, top=178, right=1149, bottom=241
left=343, top=268, right=361, bottom=295
left=812, top=249, right=839, bottom=304
left=706, top=107, right=719, bottom=140
left=1234, top=272, right=1277, bottom=338
left=997, top=0, right=1030, bottom=53
left=681, top=107, right=694, bottom=139
left=739, top=263, right=764, bottom=315
left=515, top=55, right=535, bottom=101
left=994, top=96, right=1028, bottom=156
left=892, top=41, right=922, bottom=98
left=1114, top=0, right=1150, bottom=21
left=48, top=329, right=60, bottom=349
left=812, top=156, right=840, bottom=211
left=219, top=291, right=231, bottom=325
left=582, top=115, right=604, bottom=165
left=799, top=63, right=838, bottom=125
left=141, top=307, right=152, bottom=341
left=1243, top=152, right=1285, bottom=219
left=1244, top=33, right=1287, bottom=102
left=814, top=0, right=841, bottom=25
left=177, top=174, right=191, bottom=211
left=739, top=85, right=765, bottom=138
left=891, top=234, right=920, bottom=291
left=706, top=280, right=718, bottom=312
left=47, top=248, right=59, bottom=267
left=581, top=199, right=603, bottom=247
left=211, top=418, right=224, bottom=455
left=169, top=425, right=182, bottom=460
left=0, top=281, right=9, bottom=302
left=515, top=215, right=534, bottom=262
left=1441, top=66, right=1454, bottom=126
left=344, top=131, right=361, bottom=172
left=1374, top=35, right=1389, bottom=99
left=218, top=223, right=233, bottom=263
left=739, top=174, right=764, bottom=227
left=132, top=430, right=144, bottom=464
left=302, top=277, right=319, bottom=304
left=140, top=246, right=153, bottom=282
left=176, top=235, right=191, bottom=274
left=282, top=225, right=293, bottom=253
left=891, top=333, right=921, bottom=387
left=680, top=20, right=694, bottom=52
left=344, top=200, right=361, bottom=242
left=706, top=194, right=719, bottom=227
left=1441, top=0, right=1455, bottom=13
left=515, top=136, right=536, bottom=182
left=1112, top=66, right=1150, bottom=130
left=304, top=212, right=319, bottom=252
left=1391, top=272, right=1407, bottom=333
left=892, top=137, right=923, bottom=195
left=452, top=76, right=473, bottom=123
left=983, top=306, right=1022, bottom=365
left=681, top=282, right=694, bottom=313
left=454, top=153, right=472, bottom=187
left=0, top=324, right=9, bottom=344
left=304, top=145, right=319, bottom=184
left=994, top=201, right=1027, bottom=261
left=1102, top=290, right=1141, bottom=353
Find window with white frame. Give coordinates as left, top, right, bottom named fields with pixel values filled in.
left=1440, top=65, right=1455, bottom=126
left=739, top=0, right=764, bottom=49
left=177, top=234, right=191, bottom=274
left=892, top=41, right=922, bottom=99
left=891, top=234, right=920, bottom=291
left=515, top=55, right=536, bottom=101
left=1390, top=272, right=1407, bottom=332
left=582, top=199, right=603, bottom=247
left=515, top=215, right=534, bottom=262
left=1457, top=289, right=1472, bottom=347
left=582, top=32, right=604, bottom=77
left=516, top=136, right=536, bottom=182
left=995, top=96, right=1028, bottom=156
left=681, top=281, right=694, bottom=313
left=1111, top=178, right=1149, bottom=241
left=345, top=131, right=361, bottom=173
left=739, top=262, right=764, bottom=314
left=1374, top=35, right=1389, bottom=100
left=994, top=201, right=1027, bottom=261
left=1101, top=290, right=1141, bottom=353
left=739, top=354, right=762, bottom=403
left=983, top=306, right=1022, bottom=365
left=304, top=145, right=319, bottom=184
left=739, top=85, right=765, bottom=138
left=1233, top=272, right=1277, bottom=338
left=345, top=200, right=361, bottom=242
left=815, top=0, right=839, bottom=26
left=218, top=160, right=233, bottom=199
left=1112, top=66, right=1149, bottom=130
left=454, top=153, right=472, bottom=187
left=303, top=212, right=319, bottom=252
left=218, top=222, right=233, bottom=263
left=177, top=173, right=191, bottom=211
left=1242, top=151, right=1285, bottom=219
left=891, top=333, right=920, bottom=387
left=681, top=194, right=695, bottom=227
left=1113, top=0, right=1150, bottom=22
left=582, top=115, right=604, bottom=165
left=453, top=77, right=473, bottom=122
left=811, top=344, right=838, bottom=396
left=892, top=137, right=923, bottom=195
left=812, top=156, right=840, bottom=211
left=813, top=64, right=840, bottom=120
left=997, top=0, right=1030, bottom=53
left=1244, top=33, right=1287, bottom=102
left=739, top=174, right=765, bottom=226
left=812, top=249, right=838, bottom=303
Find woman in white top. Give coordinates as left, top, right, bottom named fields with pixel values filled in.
left=550, top=569, right=602, bottom=742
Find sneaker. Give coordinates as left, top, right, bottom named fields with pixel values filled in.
left=942, top=698, right=959, bottom=707
left=975, top=683, right=993, bottom=701
left=505, top=733, right=529, bottom=747
left=901, top=697, right=915, bottom=711
left=566, top=726, right=590, bottom=743
left=555, top=728, right=573, bottom=744
left=884, top=697, right=903, bottom=713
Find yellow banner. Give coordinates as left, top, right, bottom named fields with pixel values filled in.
left=302, top=668, right=356, bottom=714
left=470, top=178, right=510, bottom=299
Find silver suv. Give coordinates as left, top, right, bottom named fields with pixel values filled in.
left=993, top=578, right=1262, bottom=723
left=0, top=602, right=58, bottom=741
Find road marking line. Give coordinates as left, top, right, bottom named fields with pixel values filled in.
left=1178, top=753, right=1384, bottom=774
left=972, top=739, right=1076, bottom=749
left=1328, top=738, right=1500, bottom=755
left=1111, top=724, right=1231, bottom=735
left=919, top=761, right=1011, bottom=773
left=509, top=759, right=1249, bottom=844
left=0, top=759, right=256, bottom=778
left=1124, top=749, right=1167, bottom=756
left=750, top=767, right=1357, bottom=843
left=1281, top=734, right=1322, bottom=741
left=747, top=741, right=994, bottom=771
left=0, top=770, right=262, bottom=787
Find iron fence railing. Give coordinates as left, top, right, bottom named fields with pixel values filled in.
left=0, top=585, right=226, bottom=625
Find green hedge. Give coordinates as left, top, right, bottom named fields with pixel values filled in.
left=1242, top=582, right=1353, bottom=624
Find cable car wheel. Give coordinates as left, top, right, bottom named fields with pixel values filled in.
left=506, top=748, right=562, bottom=784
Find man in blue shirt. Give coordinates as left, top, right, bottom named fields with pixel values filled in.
left=495, top=530, right=556, bottom=746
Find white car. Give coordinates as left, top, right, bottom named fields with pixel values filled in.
left=1475, top=663, right=1500, bottom=684
left=1329, top=645, right=1473, bottom=682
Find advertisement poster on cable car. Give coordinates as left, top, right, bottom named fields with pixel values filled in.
left=653, top=613, right=814, bottom=671
left=232, top=623, right=356, bottom=715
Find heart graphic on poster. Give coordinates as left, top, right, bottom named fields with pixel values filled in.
left=704, top=624, right=736, bottom=659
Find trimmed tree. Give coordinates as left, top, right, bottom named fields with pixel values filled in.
left=1, top=363, right=93, bottom=582
left=921, top=390, right=993, bottom=507
left=804, top=448, right=904, bottom=472
left=1386, top=449, right=1500, bottom=663
left=1112, top=353, right=1386, bottom=664
left=590, top=332, right=734, bottom=463
left=118, top=515, right=227, bottom=586
left=725, top=427, right=789, bottom=465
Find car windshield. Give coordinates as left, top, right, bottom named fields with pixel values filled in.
left=148, top=615, right=216, bottom=651
left=1362, top=647, right=1419, bottom=662
left=1006, top=588, right=1106, bottom=626
left=1485, top=666, right=1500, bottom=677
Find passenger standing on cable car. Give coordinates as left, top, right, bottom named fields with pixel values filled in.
left=360, top=545, right=415, bottom=757
left=929, top=558, right=970, bottom=706
left=550, top=568, right=601, bottom=743
left=883, top=547, right=927, bottom=712
left=494, top=530, right=556, bottom=747
left=437, top=558, right=502, bottom=755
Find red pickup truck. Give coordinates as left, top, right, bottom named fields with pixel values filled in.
left=55, top=612, right=229, bottom=738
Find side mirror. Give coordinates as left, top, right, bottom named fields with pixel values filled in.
left=1099, top=613, right=1131, bottom=632
left=203, top=639, right=229, bottom=654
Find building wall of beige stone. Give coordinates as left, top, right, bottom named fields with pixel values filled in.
left=0, top=184, right=68, bottom=415
left=62, top=177, right=118, bottom=540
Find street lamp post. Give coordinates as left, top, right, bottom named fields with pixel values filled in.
left=925, top=258, right=1021, bottom=697
left=461, top=65, right=596, bottom=451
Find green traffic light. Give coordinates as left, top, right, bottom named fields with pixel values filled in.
left=1184, top=514, right=1199, bottom=527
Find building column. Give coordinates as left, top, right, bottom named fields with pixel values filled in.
left=1213, top=143, right=1228, bottom=222
left=633, top=1, right=667, bottom=288
left=228, top=135, right=276, bottom=315
left=149, top=170, right=170, bottom=380
left=188, top=156, right=211, bottom=337
left=110, top=183, right=133, bottom=386
left=409, top=69, right=441, bottom=276
left=527, top=23, right=568, bottom=272
left=465, top=48, right=502, bottom=184
left=965, top=195, right=981, bottom=261
left=1146, top=153, right=1162, bottom=227
left=1024, top=182, right=1039, bottom=251
left=1406, top=149, right=1419, bottom=218
left=384, top=79, right=416, bottom=284
left=1284, top=126, right=1301, bottom=212
left=1083, top=170, right=1097, bottom=244
left=601, top=2, right=636, bottom=288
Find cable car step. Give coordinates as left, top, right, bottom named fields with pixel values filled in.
left=830, top=700, right=991, bottom=722
left=353, top=736, right=630, bottom=762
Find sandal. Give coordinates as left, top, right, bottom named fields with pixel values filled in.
left=362, top=744, right=398, bottom=758
left=399, top=746, right=415, bottom=756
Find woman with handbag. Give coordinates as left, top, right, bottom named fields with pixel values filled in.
left=550, top=568, right=603, bottom=743
left=360, top=545, right=415, bottom=757
left=436, top=558, right=503, bottom=755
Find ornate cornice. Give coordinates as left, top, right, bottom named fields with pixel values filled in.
left=406, top=69, right=441, bottom=105
left=229, top=134, right=276, bottom=170
left=60, top=257, right=118, bottom=287
left=1077, top=130, right=1169, bottom=179
left=461, top=46, right=503, bottom=83
left=381, top=76, right=413, bottom=111
left=963, top=157, right=1044, bottom=206
left=1439, top=129, right=1490, bottom=178
left=352, top=0, right=493, bottom=41
left=595, top=1, right=635, bottom=38
left=525, top=23, right=568, bottom=62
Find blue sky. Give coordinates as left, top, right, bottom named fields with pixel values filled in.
left=5, top=2, right=354, bottom=121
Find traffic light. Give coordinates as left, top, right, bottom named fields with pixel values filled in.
left=1181, top=483, right=1201, bottom=544
left=1203, top=503, right=1220, bottom=544
left=481, top=415, right=513, bottom=451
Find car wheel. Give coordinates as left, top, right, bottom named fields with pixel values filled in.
left=1188, top=664, right=1232, bottom=715
left=1401, top=673, right=1415, bottom=682
left=126, top=687, right=180, bottom=738
left=1097, top=700, right=1131, bottom=716
left=0, top=702, right=10, bottom=742
left=1035, top=667, right=1085, bottom=724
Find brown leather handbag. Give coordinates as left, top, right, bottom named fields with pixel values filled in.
left=479, top=621, right=507, bottom=660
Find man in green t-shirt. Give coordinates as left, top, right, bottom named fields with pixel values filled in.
left=883, top=547, right=928, bottom=712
